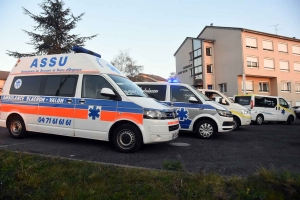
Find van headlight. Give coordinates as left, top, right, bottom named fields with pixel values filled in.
left=143, top=109, right=167, bottom=119
left=216, top=109, right=232, bottom=117
left=241, top=110, right=249, bottom=114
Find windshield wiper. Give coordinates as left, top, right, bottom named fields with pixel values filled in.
left=127, top=94, right=145, bottom=97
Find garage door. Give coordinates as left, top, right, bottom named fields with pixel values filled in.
left=296, top=101, right=300, bottom=106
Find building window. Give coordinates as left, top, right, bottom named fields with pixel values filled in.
left=245, top=37, right=257, bottom=49
left=189, top=68, right=193, bottom=77
left=294, top=62, right=300, bottom=72
left=206, top=47, right=212, bottom=56
left=279, top=60, right=289, bottom=71
left=292, top=45, right=300, bottom=56
left=264, top=58, right=275, bottom=70
left=219, top=83, right=227, bottom=93
left=281, top=82, right=291, bottom=92
left=247, top=56, right=258, bottom=68
left=207, top=85, right=213, bottom=89
left=207, top=64, right=213, bottom=73
left=193, top=39, right=201, bottom=58
left=295, top=82, right=300, bottom=92
left=278, top=43, right=288, bottom=53
left=242, top=81, right=253, bottom=92
left=195, top=66, right=202, bottom=74
left=189, top=52, right=193, bottom=60
left=262, top=40, right=273, bottom=51
left=193, top=57, right=202, bottom=67
left=259, top=82, right=269, bottom=92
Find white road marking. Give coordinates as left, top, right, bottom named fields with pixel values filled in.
left=0, top=141, right=35, bottom=148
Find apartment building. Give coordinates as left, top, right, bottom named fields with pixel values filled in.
left=174, top=26, right=300, bottom=106
left=0, top=71, right=10, bottom=95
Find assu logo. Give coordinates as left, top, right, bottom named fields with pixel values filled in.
left=30, top=56, right=68, bottom=68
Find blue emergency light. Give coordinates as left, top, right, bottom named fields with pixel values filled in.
left=168, top=78, right=179, bottom=83
left=72, top=46, right=101, bottom=58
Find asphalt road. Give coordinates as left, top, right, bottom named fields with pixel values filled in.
left=1, top=120, right=300, bottom=176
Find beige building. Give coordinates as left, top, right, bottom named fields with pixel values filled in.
left=0, top=71, right=10, bottom=95
left=174, top=26, right=300, bottom=106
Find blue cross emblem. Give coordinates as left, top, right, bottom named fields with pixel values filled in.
left=281, top=109, right=285, bottom=115
left=176, top=108, right=189, bottom=121
left=88, top=106, right=101, bottom=120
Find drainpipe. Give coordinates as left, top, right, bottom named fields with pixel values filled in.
left=241, top=30, right=246, bottom=95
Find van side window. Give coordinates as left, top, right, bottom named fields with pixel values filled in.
left=82, top=75, right=114, bottom=99
left=42, top=75, right=78, bottom=97
left=279, top=98, right=289, bottom=109
left=254, top=97, right=265, bottom=107
left=171, top=85, right=196, bottom=103
left=138, top=85, right=167, bottom=101
left=10, top=76, right=43, bottom=95
left=264, top=97, right=277, bottom=108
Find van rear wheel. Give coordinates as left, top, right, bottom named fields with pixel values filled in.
left=8, top=115, right=27, bottom=139
left=196, top=120, right=216, bottom=139
left=112, top=124, right=142, bottom=153
left=287, top=115, right=293, bottom=125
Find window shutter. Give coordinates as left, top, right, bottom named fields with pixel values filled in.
left=279, top=61, right=289, bottom=70
left=242, top=81, right=253, bottom=91
left=294, top=63, right=300, bottom=71
left=246, top=38, right=257, bottom=47
left=278, top=43, right=288, bottom=52
left=246, top=57, right=258, bottom=62
left=292, top=46, right=300, bottom=55
left=263, top=40, right=273, bottom=50
left=264, top=59, right=274, bottom=69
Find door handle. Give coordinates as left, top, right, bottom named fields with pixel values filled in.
left=79, top=99, right=85, bottom=104
left=66, top=99, right=72, bottom=104
left=199, top=108, right=204, bottom=110
left=276, top=107, right=277, bottom=110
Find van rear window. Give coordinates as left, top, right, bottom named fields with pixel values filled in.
left=138, top=85, right=167, bottom=101
left=235, top=96, right=251, bottom=105
left=10, top=76, right=43, bottom=95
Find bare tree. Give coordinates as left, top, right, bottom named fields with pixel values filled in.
left=111, top=50, right=143, bottom=77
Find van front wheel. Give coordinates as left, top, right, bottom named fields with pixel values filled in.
left=112, top=124, right=142, bottom=153
left=196, top=120, right=216, bottom=139
left=8, top=116, right=27, bottom=139
left=255, top=115, right=263, bottom=125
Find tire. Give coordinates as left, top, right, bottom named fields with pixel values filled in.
left=232, top=116, right=240, bottom=131
left=287, top=115, right=293, bottom=125
left=112, top=124, right=142, bottom=153
left=7, top=115, right=27, bottom=139
left=195, top=120, right=216, bottom=139
left=255, top=115, right=263, bottom=125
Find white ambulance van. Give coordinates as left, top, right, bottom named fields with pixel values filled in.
left=234, top=94, right=296, bottom=125
left=198, top=89, right=251, bottom=130
left=136, top=82, right=234, bottom=139
left=0, top=47, right=179, bottom=153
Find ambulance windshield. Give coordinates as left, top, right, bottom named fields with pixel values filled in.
left=108, top=75, right=147, bottom=97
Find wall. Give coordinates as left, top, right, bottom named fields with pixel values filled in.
left=175, top=38, right=194, bottom=85
left=202, top=41, right=215, bottom=89
left=198, top=27, right=243, bottom=96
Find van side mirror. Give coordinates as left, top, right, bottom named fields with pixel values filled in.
left=100, top=88, right=116, bottom=97
left=189, top=96, right=198, bottom=103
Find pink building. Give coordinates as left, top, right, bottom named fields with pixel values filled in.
left=174, top=26, right=300, bottom=106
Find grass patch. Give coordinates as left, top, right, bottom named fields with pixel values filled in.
left=163, top=159, right=184, bottom=171
left=0, top=149, right=300, bottom=199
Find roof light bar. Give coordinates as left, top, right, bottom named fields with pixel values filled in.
left=72, top=46, right=101, bottom=58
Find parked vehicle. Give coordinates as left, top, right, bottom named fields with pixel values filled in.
left=198, top=89, right=251, bottom=130
left=0, top=47, right=179, bottom=153
left=292, top=106, right=300, bottom=119
left=233, top=94, right=296, bottom=125
left=136, top=82, right=234, bottom=139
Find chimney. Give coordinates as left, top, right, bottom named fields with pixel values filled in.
left=210, top=23, right=213, bottom=26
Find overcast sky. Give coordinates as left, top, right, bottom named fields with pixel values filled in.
left=0, top=0, right=299, bottom=78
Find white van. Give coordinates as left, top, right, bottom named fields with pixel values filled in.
left=0, top=47, right=179, bottom=153
left=233, top=94, right=296, bottom=125
left=136, top=82, right=234, bottom=139
left=198, top=89, right=251, bottom=130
